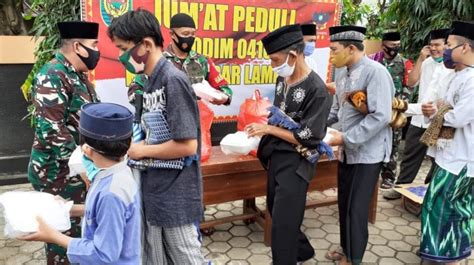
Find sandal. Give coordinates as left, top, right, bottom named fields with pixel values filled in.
left=380, top=178, right=394, bottom=189
left=325, top=246, right=345, bottom=261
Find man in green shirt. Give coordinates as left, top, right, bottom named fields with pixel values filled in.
left=164, top=13, right=232, bottom=105
left=28, top=21, right=99, bottom=264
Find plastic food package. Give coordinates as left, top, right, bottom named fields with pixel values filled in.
left=237, top=90, right=271, bottom=131
left=220, top=131, right=260, bottom=155
left=192, top=80, right=225, bottom=102
left=68, top=146, right=85, bottom=176
left=0, top=191, right=73, bottom=238
left=197, top=100, right=215, bottom=162
left=323, top=127, right=337, bottom=143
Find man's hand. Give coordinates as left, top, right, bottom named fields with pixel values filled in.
left=54, top=196, right=83, bottom=217
left=127, top=141, right=146, bottom=160
left=326, top=82, right=336, bottom=95
left=70, top=205, right=85, bottom=217
left=327, top=130, right=344, bottom=146
left=245, top=123, right=271, bottom=137
left=419, top=46, right=431, bottom=61
left=435, top=99, right=447, bottom=109
left=209, top=92, right=229, bottom=105
left=421, top=102, right=437, bottom=118
left=79, top=173, right=90, bottom=189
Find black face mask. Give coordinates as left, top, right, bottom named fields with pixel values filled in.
left=77, top=42, right=100, bottom=70
left=172, top=32, right=195, bottom=53
left=383, top=45, right=400, bottom=59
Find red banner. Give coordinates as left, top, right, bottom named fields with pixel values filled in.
left=83, top=0, right=340, bottom=118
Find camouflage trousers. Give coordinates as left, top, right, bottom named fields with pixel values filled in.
left=380, top=128, right=403, bottom=184
left=28, top=149, right=86, bottom=265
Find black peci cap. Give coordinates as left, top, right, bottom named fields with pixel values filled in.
left=58, top=21, right=99, bottom=39
left=262, top=24, right=304, bottom=55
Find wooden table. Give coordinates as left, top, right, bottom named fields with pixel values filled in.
left=200, top=146, right=378, bottom=246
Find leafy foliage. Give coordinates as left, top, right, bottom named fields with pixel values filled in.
left=21, top=0, right=80, bottom=102
left=387, top=0, right=474, bottom=59
left=20, top=0, right=80, bottom=125
left=365, top=0, right=392, bottom=40
left=341, top=0, right=391, bottom=40
left=341, top=0, right=371, bottom=26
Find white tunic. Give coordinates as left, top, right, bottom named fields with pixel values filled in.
left=305, top=56, right=318, bottom=73
left=405, top=57, right=454, bottom=128
left=427, top=67, right=474, bottom=177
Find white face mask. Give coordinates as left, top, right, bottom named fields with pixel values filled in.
left=272, top=52, right=296, bottom=78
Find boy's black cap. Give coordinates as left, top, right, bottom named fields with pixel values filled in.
left=301, top=24, right=317, bottom=36
left=262, top=24, right=303, bottom=55
left=430, top=28, right=450, bottom=40
left=449, top=20, right=474, bottom=40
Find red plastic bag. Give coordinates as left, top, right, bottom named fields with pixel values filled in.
left=198, top=100, right=214, bottom=162
left=237, top=90, right=272, bottom=131
left=237, top=90, right=272, bottom=156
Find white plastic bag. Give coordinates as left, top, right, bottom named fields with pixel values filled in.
left=220, top=131, right=260, bottom=155
left=68, top=146, right=85, bottom=176
left=192, top=80, right=226, bottom=102
left=0, top=191, right=73, bottom=238
left=323, top=127, right=337, bottom=143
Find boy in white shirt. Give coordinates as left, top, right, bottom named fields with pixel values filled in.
left=419, top=20, right=474, bottom=264
left=384, top=28, right=454, bottom=200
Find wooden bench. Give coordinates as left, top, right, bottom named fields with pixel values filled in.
left=200, top=146, right=378, bottom=246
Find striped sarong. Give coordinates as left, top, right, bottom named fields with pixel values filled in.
left=420, top=165, right=473, bottom=262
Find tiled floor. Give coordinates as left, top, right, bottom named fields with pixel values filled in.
left=1, top=158, right=473, bottom=264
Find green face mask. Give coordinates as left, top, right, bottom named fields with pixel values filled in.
left=434, top=57, right=444, bottom=63
left=118, top=42, right=149, bottom=74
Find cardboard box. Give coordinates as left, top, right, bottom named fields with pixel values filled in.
left=393, top=183, right=428, bottom=204
left=393, top=183, right=428, bottom=216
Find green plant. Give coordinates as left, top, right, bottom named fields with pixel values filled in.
left=20, top=0, right=80, bottom=125
left=341, top=0, right=391, bottom=40
left=365, top=0, right=392, bottom=40
left=340, top=0, right=371, bottom=26
left=387, top=0, right=474, bottom=60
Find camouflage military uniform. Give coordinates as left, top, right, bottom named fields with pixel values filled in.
left=128, top=74, right=147, bottom=105
left=380, top=54, right=413, bottom=187
left=163, top=45, right=233, bottom=104
left=28, top=52, right=98, bottom=264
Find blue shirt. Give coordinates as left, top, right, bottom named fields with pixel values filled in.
left=328, top=56, right=394, bottom=164
left=67, top=161, right=141, bottom=264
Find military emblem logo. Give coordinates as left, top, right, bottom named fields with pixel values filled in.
left=100, top=0, right=132, bottom=26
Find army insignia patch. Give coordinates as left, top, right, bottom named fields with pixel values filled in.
left=101, top=0, right=132, bottom=26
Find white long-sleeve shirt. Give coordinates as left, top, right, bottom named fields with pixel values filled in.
left=405, top=57, right=454, bottom=128
left=305, top=56, right=318, bottom=73
left=427, top=67, right=474, bottom=177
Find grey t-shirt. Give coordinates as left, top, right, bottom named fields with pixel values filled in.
left=141, top=57, right=203, bottom=227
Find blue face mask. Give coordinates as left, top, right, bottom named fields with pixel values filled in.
left=443, top=44, right=463, bottom=69
left=81, top=155, right=101, bottom=182
left=304, top=41, right=315, bottom=57
left=433, top=57, right=444, bottom=63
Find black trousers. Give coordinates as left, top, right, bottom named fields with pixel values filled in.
left=396, top=125, right=435, bottom=185
left=267, top=151, right=314, bottom=265
left=338, top=159, right=382, bottom=265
